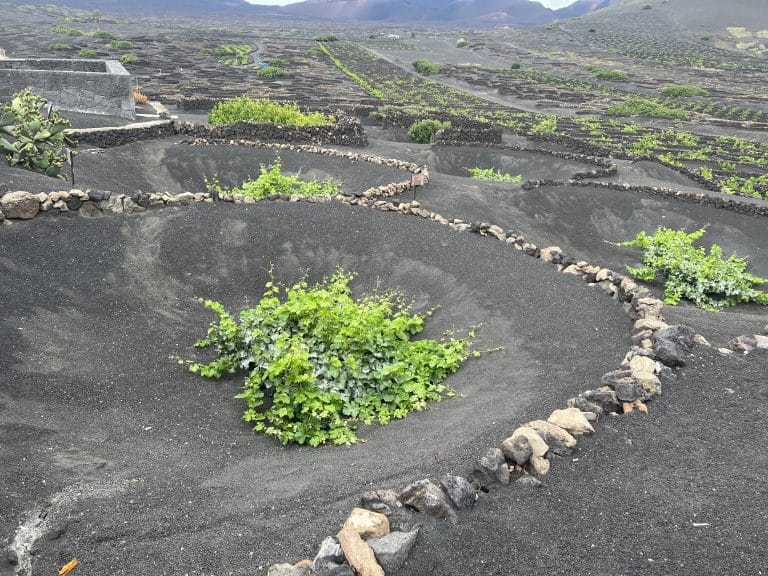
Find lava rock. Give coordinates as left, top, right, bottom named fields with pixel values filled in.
left=368, top=529, right=419, bottom=574
left=0, top=191, right=39, bottom=219
left=398, top=479, right=453, bottom=519
left=547, top=407, right=594, bottom=436
left=343, top=508, right=390, bottom=540
left=526, top=420, right=577, bottom=455
left=313, top=537, right=344, bottom=573
left=360, top=490, right=401, bottom=517
left=500, top=435, right=533, bottom=465
left=439, top=474, right=476, bottom=510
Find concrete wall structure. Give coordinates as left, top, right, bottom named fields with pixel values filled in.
left=0, top=59, right=134, bottom=119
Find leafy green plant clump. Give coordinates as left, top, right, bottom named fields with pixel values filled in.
left=582, top=65, right=627, bottom=81
left=188, top=270, right=475, bottom=445
left=213, top=44, right=253, bottom=67
left=109, top=39, right=134, bottom=50
left=208, top=96, right=334, bottom=126
left=616, top=227, right=768, bottom=310
left=456, top=38, right=469, bottom=48
left=412, top=59, right=441, bottom=75
left=314, top=35, right=338, bottom=42
left=51, top=24, right=83, bottom=37
left=607, top=96, right=688, bottom=120
left=530, top=115, right=558, bottom=134
left=661, top=84, right=710, bottom=98
left=467, top=167, right=522, bottom=182
left=206, top=157, right=339, bottom=199
left=78, top=48, right=97, bottom=58
left=120, top=54, right=138, bottom=65
left=256, top=66, right=287, bottom=79
left=407, top=119, right=450, bottom=143
left=50, top=43, right=72, bottom=51
left=0, top=88, right=76, bottom=179
left=90, top=30, right=116, bottom=40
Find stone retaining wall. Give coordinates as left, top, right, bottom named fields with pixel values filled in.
left=68, top=115, right=368, bottom=148
left=0, top=59, right=134, bottom=119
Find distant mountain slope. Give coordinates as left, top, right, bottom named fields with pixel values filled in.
left=2, top=0, right=275, bottom=15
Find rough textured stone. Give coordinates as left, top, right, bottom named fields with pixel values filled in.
left=337, top=527, right=385, bottom=576
left=496, top=462, right=511, bottom=485
left=267, top=563, right=310, bottom=576
left=755, top=335, right=768, bottom=349
left=313, top=537, right=344, bottom=573
left=398, top=479, right=453, bottom=519
left=368, top=529, right=419, bottom=575
left=479, top=447, right=505, bottom=472
left=439, top=474, right=476, bottom=510
left=653, top=325, right=696, bottom=367
left=0, top=191, right=39, bottom=219
left=540, top=246, right=563, bottom=262
left=78, top=200, right=102, bottom=217
left=614, top=378, right=646, bottom=402
left=634, top=371, right=662, bottom=397
left=343, top=508, right=390, bottom=540
left=314, top=566, right=354, bottom=576
left=500, top=434, right=533, bottom=465
left=583, top=388, right=621, bottom=413
left=515, top=476, right=544, bottom=488
left=567, top=397, right=604, bottom=417
left=529, top=455, right=551, bottom=475
left=728, top=335, right=758, bottom=353
left=633, top=318, right=669, bottom=332
left=0, top=208, right=4, bottom=222
left=547, top=407, right=595, bottom=436
left=630, top=355, right=657, bottom=375
left=360, top=490, right=401, bottom=517
left=526, top=420, right=577, bottom=455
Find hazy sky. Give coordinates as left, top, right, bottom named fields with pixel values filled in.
left=246, top=0, right=579, bottom=7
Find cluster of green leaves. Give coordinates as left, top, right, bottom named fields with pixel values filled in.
left=314, top=35, right=338, bottom=42
left=50, top=43, right=72, bottom=51
left=109, top=39, right=134, bottom=50
left=616, top=227, right=768, bottom=311
left=120, top=54, right=138, bottom=65
left=582, top=65, right=627, bottom=81
left=256, top=66, right=287, bottom=78
left=467, top=167, right=522, bottom=182
left=187, top=270, right=474, bottom=445
left=209, top=96, right=334, bottom=126
left=407, top=119, right=450, bottom=143
left=206, top=157, right=339, bottom=199
left=79, top=48, right=97, bottom=58
left=210, top=44, right=253, bottom=67
left=0, top=89, right=76, bottom=179
left=607, top=96, right=688, bottom=120
left=51, top=24, right=83, bottom=37
left=456, top=38, right=469, bottom=48
left=91, top=31, right=116, bottom=40
left=412, top=60, right=441, bottom=75
left=661, top=84, right=710, bottom=98
left=530, top=115, right=558, bottom=134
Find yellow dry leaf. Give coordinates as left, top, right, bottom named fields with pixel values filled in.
left=59, top=558, right=79, bottom=576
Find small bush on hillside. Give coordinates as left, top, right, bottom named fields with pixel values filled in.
left=661, top=84, right=710, bottom=98
left=109, top=39, right=134, bottom=50
left=78, top=48, right=97, bottom=58
left=186, top=270, right=475, bottom=445
left=615, top=227, right=768, bottom=310
left=583, top=65, right=627, bottom=81
left=467, top=167, right=522, bottom=182
left=607, top=96, right=688, bottom=120
left=90, top=31, right=116, bottom=40
left=407, top=119, right=450, bottom=143
left=412, top=59, right=441, bottom=75
left=205, top=157, right=340, bottom=199
left=314, top=35, right=338, bottom=42
left=256, top=66, right=287, bottom=79
left=208, top=96, right=334, bottom=126
left=50, top=43, right=72, bottom=51
left=456, top=38, right=468, bottom=48
left=120, top=54, right=138, bottom=65
left=530, top=115, right=558, bottom=134
left=51, top=25, right=83, bottom=37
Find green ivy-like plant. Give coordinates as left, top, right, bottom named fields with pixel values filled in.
left=0, top=88, right=76, bottom=179
left=615, top=227, right=768, bottom=311
left=205, top=156, right=339, bottom=199
left=407, top=119, right=450, bottom=144
left=208, top=96, right=334, bottom=126
left=467, top=167, right=522, bottom=182
left=186, top=270, right=475, bottom=446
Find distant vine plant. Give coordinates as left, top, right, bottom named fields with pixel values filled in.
left=185, top=270, right=477, bottom=446
left=614, top=227, right=768, bottom=311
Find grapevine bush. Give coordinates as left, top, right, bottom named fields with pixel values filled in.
left=209, top=96, right=334, bottom=126
left=616, top=227, right=768, bottom=311
left=407, top=119, right=450, bottom=143
left=467, top=167, right=522, bottom=182
left=187, top=270, right=475, bottom=446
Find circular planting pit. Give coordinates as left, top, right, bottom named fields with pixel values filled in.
left=427, top=146, right=598, bottom=181
left=0, top=138, right=407, bottom=197
left=0, top=202, right=631, bottom=575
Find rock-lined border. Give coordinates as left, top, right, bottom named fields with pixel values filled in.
left=68, top=114, right=368, bottom=149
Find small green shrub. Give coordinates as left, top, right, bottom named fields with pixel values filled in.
left=583, top=65, right=627, bottom=81
left=407, top=119, right=450, bottom=143
left=0, top=88, right=76, bottom=179
left=50, top=43, right=72, bottom=51
left=206, top=157, right=339, bottom=199
left=306, top=47, right=324, bottom=57
left=186, top=270, right=475, bottom=445
left=120, top=54, right=138, bottom=65
left=607, top=96, right=688, bottom=120
left=209, top=97, right=334, bottom=126
left=109, top=39, right=134, bottom=50
left=661, top=84, right=710, bottom=98
left=78, top=48, right=97, bottom=58
left=530, top=115, right=558, bottom=134
left=314, top=35, right=338, bottom=42
left=256, top=66, right=287, bottom=79
left=213, top=44, right=253, bottom=67
left=615, top=227, right=768, bottom=310
left=467, top=167, right=522, bottom=182
left=51, top=25, right=83, bottom=37
left=456, top=38, right=468, bottom=48
left=509, top=63, right=521, bottom=70
left=412, top=59, right=441, bottom=75
left=90, top=31, right=116, bottom=40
